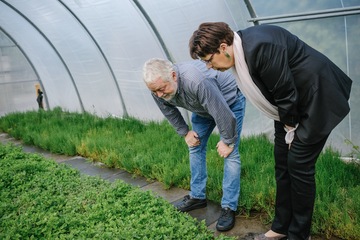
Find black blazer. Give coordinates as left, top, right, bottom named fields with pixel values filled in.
left=238, top=25, right=352, bottom=144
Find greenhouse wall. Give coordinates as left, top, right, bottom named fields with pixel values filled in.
left=0, top=0, right=359, bottom=156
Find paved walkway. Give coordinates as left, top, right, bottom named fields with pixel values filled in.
left=0, top=132, right=269, bottom=239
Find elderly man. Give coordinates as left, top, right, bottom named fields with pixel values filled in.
left=142, top=58, right=246, bottom=231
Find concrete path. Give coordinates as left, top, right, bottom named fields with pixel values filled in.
left=0, top=132, right=270, bottom=239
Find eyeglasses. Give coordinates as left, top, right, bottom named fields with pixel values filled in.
left=201, top=53, right=215, bottom=64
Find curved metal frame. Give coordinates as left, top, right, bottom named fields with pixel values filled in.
left=59, top=0, right=128, bottom=117
left=247, top=5, right=360, bottom=24
left=0, top=0, right=85, bottom=112
left=0, top=27, right=50, bottom=110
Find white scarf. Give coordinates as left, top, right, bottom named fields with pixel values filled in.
left=231, top=32, right=280, bottom=121
left=232, top=32, right=299, bottom=144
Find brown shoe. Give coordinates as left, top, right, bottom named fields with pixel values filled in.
left=254, top=233, right=287, bottom=240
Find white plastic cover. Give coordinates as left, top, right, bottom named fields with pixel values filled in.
left=0, top=0, right=358, bottom=155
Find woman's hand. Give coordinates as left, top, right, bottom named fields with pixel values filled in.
left=284, top=124, right=299, bottom=149
left=285, top=125, right=295, bottom=131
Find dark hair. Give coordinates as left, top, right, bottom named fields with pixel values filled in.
left=189, top=22, right=234, bottom=59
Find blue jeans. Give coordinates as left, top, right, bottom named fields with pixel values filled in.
left=189, top=93, right=245, bottom=211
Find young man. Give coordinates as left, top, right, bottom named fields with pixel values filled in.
left=142, top=58, right=246, bottom=231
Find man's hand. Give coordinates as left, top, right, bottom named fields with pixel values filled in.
left=216, top=140, right=234, bottom=158
left=185, top=130, right=200, bottom=147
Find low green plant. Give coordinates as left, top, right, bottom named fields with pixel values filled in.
left=0, top=143, right=234, bottom=239
left=0, top=108, right=359, bottom=239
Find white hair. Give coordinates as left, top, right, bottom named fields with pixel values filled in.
left=142, top=58, right=175, bottom=84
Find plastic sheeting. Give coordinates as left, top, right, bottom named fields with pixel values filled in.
left=0, top=0, right=359, bottom=156
left=249, top=0, right=360, bottom=156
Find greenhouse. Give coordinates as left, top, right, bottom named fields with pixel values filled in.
left=0, top=0, right=359, bottom=155
left=0, top=0, right=359, bottom=239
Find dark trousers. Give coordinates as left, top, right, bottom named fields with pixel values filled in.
left=271, top=121, right=329, bottom=240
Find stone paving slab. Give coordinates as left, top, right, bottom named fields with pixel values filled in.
left=0, top=133, right=22, bottom=145
left=21, top=144, right=50, bottom=154
left=61, top=157, right=124, bottom=180
left=211, top=214, right=268, bottom=239
left=40, top=153, right=74, bottom=163
left=141, top=181, right=188, bottom=203
left=142, top=181, right=223, bottom=227
left=0, top=133, right=74, bottom=163
left=108, top=171, right=151, bottom=187
left=23, top=146, right=76, bottom=163
left=61, top=157, right=93, bottom=170
left=187, top=201, right=222, bottom=226
left=21, top=145, right=75, bottom=163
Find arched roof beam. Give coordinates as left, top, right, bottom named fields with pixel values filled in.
left=59, top=0, right=128, bottom=117
left=248, top=6, right=360, bottom=24
left=132, top=0, right=174, bottom=62
left=1, top=0, right=85, bottom=112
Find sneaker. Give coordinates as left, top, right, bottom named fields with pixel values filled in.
left=175, top=195, right=207, bottom=212
left=216, top=207, right=235, bottom=231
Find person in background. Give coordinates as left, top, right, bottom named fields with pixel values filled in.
left=36, top=89, right=44, bottom=109
left=142, top=58, right=246, bottom=232
left=189, top=22, right=352, bottom=240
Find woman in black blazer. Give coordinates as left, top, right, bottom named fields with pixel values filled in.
left=189, top=22, right=352, bottom=240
